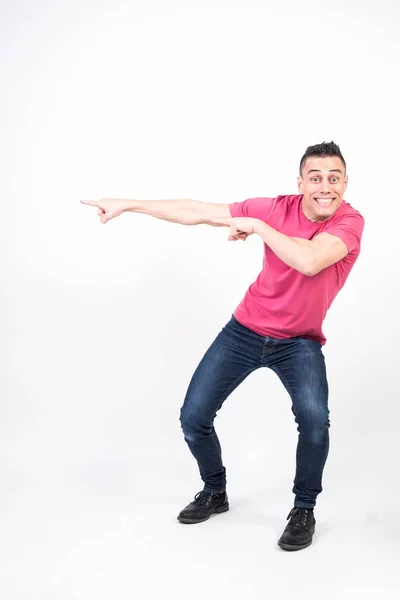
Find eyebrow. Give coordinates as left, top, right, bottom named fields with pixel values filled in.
left=307, top=169, right=343, bottom=175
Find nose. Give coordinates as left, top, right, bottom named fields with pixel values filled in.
left=321, top=179, right=331, bottom=194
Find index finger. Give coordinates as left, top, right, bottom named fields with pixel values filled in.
left=80, top=200, right=99, bottom=207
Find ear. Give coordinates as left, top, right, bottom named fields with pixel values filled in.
left=297, top=176, right=303, bottom=193
left=344, top=174, right=348, bottom=191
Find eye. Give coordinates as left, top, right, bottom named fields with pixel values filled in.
left=330, top=177, right=338, bottom=183
left=311, top=177, right=319, bottom=183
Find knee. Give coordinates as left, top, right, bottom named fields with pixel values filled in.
left=179, top=404, right=212, bottom=444
left=295, top=405, right=330, bottom=444
left=179, top=406, right=194, bottom=437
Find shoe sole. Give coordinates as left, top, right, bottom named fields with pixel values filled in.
left=177, top=503, right=230, bottom=524
left=277, top=539, right=313, bottom=551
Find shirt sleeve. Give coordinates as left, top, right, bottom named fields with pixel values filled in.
left=229, top=197, right=277, bottom=222
left=324, top=213, right=365, bottom=254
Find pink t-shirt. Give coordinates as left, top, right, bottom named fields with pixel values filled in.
left=229, top=194, right=364, bottom=345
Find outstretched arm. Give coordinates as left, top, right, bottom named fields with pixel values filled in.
left=80, top=198, right=231, bottom=226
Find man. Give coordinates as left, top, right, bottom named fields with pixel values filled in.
left=81, top=141, right=364, bottom=551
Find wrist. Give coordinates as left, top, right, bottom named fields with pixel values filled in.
left=125, top=200, right=139, bottom=213
left=253, top=219, right=266, bottom=236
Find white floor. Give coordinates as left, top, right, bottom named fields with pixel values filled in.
left=1, top=477, right=399, bottom=600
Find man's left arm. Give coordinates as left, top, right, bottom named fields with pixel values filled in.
left=220, top=215, right=363, bottom=276
left=253, top=221, right=348, bottom=276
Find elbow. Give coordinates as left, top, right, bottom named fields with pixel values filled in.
left=301, top=262, right=318, bottom=277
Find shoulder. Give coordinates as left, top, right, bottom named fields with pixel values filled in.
left=323, top=201, right=365, bottom=254
left=229, top=194, right=302, bottom=220
left=262, top=194, right=304, bottom=213
left=326, top=201, right=365, bottom=235
left=277, top=194, right=302, bottom=204
left=270, top=194, right=302, bottom=209
left=229, top=196, right=277, bottom=219
left=331, top=200, right=364, bottom=224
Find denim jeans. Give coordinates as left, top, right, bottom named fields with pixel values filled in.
left=179, top=316, right=330, bottom=508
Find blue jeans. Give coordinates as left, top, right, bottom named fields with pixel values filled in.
left=180, top=316, right=330, bottom=508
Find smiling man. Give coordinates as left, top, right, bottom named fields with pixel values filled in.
left=81, top=141, right=364, bottom=551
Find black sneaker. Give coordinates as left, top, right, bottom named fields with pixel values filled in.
left=177, top=491, right=229, bottom=524
left=277, top=507, right=316, bottom=551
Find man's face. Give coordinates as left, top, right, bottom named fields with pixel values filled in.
left=297, top=155, right=348, bottom=222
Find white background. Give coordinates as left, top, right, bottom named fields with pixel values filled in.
left=1, top=0, right=400, bottom=598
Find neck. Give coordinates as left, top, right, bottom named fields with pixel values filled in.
left=300, top=197, right=340, bottom=223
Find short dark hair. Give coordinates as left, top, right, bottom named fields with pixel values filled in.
left=299, top=141, right=346, bottom=176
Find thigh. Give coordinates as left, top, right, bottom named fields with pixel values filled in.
left=181, top=318, right=263, bottom=423
left=269, top=338, right=329, bottom=421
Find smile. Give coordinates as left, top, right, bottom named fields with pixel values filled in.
left=314, top=198, right=335, bottom=207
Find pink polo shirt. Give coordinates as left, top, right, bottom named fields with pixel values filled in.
left=229, top=194, right=364, bottom=345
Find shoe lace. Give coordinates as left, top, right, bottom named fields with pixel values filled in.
left=287, top=507, right=310, bottom=527
left=194, top=491, right=216, bottom=506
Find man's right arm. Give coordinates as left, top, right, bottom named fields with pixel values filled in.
left=80, top=198, right=232, bottom=226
